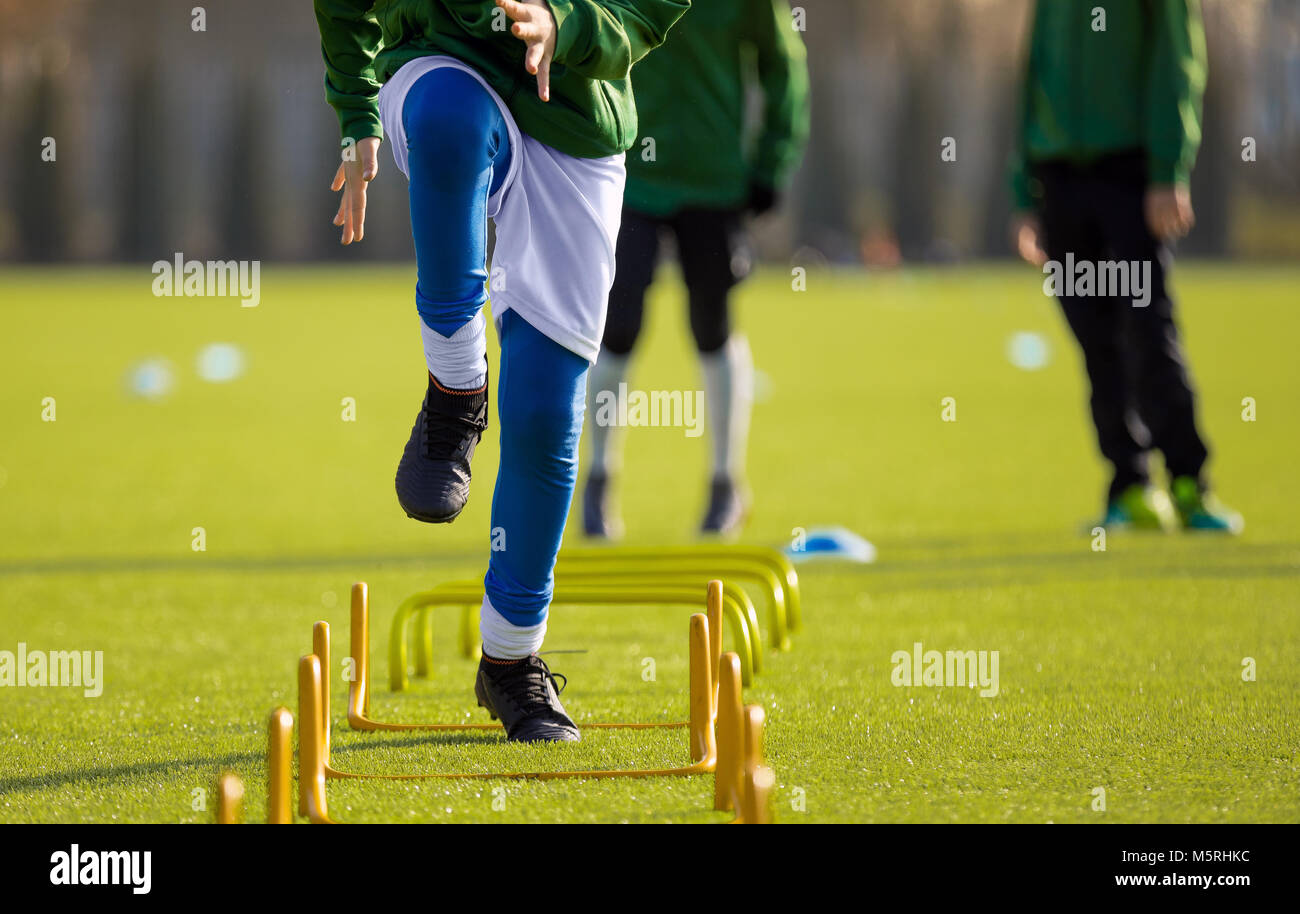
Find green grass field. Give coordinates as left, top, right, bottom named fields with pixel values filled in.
left=1, top=263, right=1297, bottom=823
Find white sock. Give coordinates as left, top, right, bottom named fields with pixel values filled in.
left=479, top=595, right=547, bottom=660
left=700, top=334, right=753, bottom=479
left=420, top=311, right=487, bottom=389
left=585, top=348, right=630, bottom=475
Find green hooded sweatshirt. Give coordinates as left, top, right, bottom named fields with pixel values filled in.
left=1009, top=0, right=1207, bottom=210
left=623, top=0, right=809, bottom=216
left=313, top=0, right=691, bottom=159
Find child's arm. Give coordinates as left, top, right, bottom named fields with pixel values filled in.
left=497, top=0, right=690, bottom=100
left=1007, top=6, right=1045, bottom=265
left=1143, top=0, right=1206, bottom=240
left=315, top=0, right=384, bottom=145
left=745, top=0, right=810, bottom=213
left=545, top=0, right=690, bottom=78
left=1145, top=0, right=1206, bottom=192
left=314, top=0, right=383, bottom=244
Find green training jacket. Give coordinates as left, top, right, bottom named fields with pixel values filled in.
left=314, top=0, right=691, bottom=159
left=623, top=0, right=809, bottom=216
left=1009, top=0, right=1207, bottom=210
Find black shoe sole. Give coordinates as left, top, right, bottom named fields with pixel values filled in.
left=402, top=505, right=464, bottom=524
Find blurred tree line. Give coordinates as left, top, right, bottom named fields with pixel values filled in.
left=0, top=0, right=1296, bottom=264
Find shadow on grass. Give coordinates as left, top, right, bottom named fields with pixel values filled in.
left=329, top=730, right=504, bottom=755
left=0, top=549, right=485, bottom=578
left=0, top=749, right=264, bottom=796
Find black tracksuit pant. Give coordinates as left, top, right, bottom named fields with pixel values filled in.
left=1035, top=150, right=1210, bottom=502
left=601, top=207, right=751, bottom=356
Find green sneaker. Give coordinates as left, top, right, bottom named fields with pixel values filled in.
left=1100, top=483, right=1178, bottom=531
left=1171, top=476, right=1243, bottom=534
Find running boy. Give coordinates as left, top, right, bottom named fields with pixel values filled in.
left=580, top=0, right=809, bottom=538
left=1009, top=0, right=1241, bottom=533
left=314, top=0, right=689, bottom=741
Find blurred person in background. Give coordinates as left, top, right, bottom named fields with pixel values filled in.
left=581, top=0, right=810, bottom=539
left=1009, top=0, right=1242, bottom=533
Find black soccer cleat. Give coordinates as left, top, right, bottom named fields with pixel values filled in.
left=395, top=368, right=489, bottom=524
left=700, top=474, right=749, bottom=537
left=474, top=653, right=580, bottom=743
left=582, top=470, right=623, bottom=540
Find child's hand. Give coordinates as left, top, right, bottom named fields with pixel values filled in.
left=1010, top=212, right=1047, bottom=267
left=496, top=0, right=556, bottom=102
left=1145, top=184, right=1195, bottom=241
left=329, top=136, right=381, bottom=245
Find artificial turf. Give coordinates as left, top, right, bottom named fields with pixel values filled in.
left=0, top=263, right=1296, bottom=823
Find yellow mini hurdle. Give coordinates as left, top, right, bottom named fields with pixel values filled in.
left=296, top=613, right=738, bottom=822
left=388, top=579, right=759, bottom=690
left=340, top=581, right=733, bottom=731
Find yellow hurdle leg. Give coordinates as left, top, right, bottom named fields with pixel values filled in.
left=712, top=652, right=744, bottom=811
left=689, top=613, right=715, bottom=764
left=349, top=584, right=373, bottom=726
left=707, top=581, right=723, bottom=711
left=313, top=622, right=330, bottom=749
left=388, top=590, right=421, bottom=693
left=267, top=707, right=293, bottom=824
left=297, top=654, right=336, bottom=823
left=737, top=705, right=774, bottom=824
left=215, top=771, right=243, bottom=824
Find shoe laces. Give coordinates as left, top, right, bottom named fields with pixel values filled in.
left=498, top=656, right=566, bottom=713
left=424, top=396, right=486, bottom=460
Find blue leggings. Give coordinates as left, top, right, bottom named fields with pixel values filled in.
left=486, top=311, right=588, bottom=626
left=403, top=65, right=586, bottom=627
left=403, top=66, right=511, bottom=336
